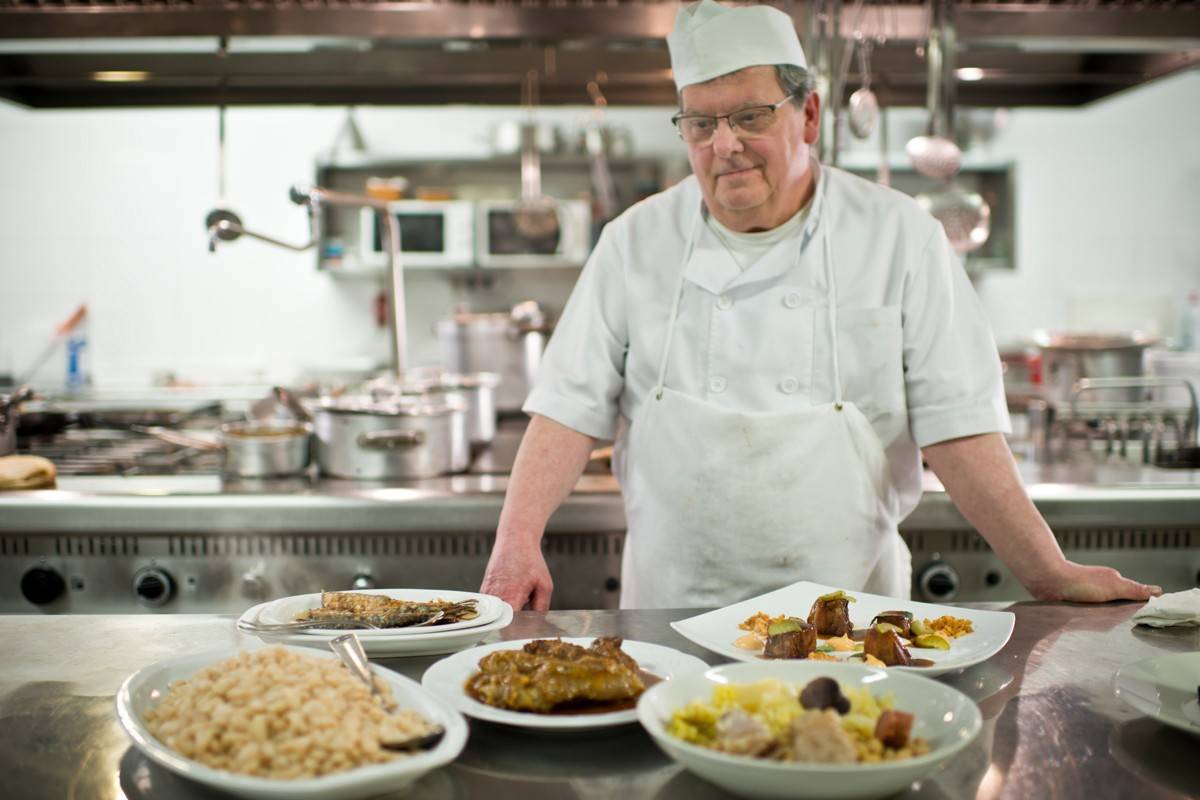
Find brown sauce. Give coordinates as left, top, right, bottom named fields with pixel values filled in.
left=467, top=669, right=661, bottom=716
left=910, top=658, right=936, bottom=668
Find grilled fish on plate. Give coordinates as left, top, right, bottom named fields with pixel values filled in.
left=294, top=591, right=479, bottom=629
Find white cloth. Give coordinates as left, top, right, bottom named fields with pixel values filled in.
left=1132, top=588, right=1200, bottom=628
left=525, top=165, right=1011, bottom=539
left=707, top=203, right=810, bottom=271
left=618, top=194, right=908, bottom=608
left=668, top=0, right=808, bottom=90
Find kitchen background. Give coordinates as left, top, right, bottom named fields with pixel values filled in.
left=2, top=68, right=1197, bottom=392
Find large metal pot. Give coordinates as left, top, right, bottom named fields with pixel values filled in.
left=139, top=420, right=311, bottom=478
left=409, top=373, right=500, bottom=448
left=436, top=303, right=551, bottom=414
left=1033, top=332, right=1158, bottom=406
left=312, top=394, right=468, bottom=479
left=220, top=421, right=311, bottom=478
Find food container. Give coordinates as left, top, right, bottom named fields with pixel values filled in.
left=220, top=421, right=311, bottom=478
left=1032, top=332, right=1158, bottom=406
left=436, top=303, right=551, bottom=414
left=312, top=394, right=468, bottom=480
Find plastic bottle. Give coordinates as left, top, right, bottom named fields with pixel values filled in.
left=65, top=312, right=90, bottom=394
left=1182, top=291, right=1200, bottom=352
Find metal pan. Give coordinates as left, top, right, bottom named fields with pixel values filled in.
left=138, top=420, right=311, bottom=478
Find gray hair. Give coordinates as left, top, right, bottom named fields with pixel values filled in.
left=774, top=64, right=814, bottom=107
left=676, top=63, right=814, bottom=107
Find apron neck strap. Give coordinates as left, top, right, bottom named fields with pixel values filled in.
left=822, top=217, right=844, bottom=408
left=654, top=207, right=702, bottom=398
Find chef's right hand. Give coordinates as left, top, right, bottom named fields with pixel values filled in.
left=481, top=538, right=553, bottom=612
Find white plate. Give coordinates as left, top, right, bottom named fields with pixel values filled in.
left=114, top=645, right=468, bottom=800
left=638, top=661, right=982, bottom=800
left=422, top=637, right=710, bottom=732
left=254, top=588, right=505, bottom=636
left=671, top=581, right=1015, bottom=677
left=1115, top=651, right=1200, bottom=737
left=238, top=601, right=514, bottom=657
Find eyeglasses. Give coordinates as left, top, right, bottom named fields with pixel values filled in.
left=671, top=94, right=795, bottom=145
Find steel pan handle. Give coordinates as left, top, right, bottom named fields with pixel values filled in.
left=357, top=429, right=426, bottom=450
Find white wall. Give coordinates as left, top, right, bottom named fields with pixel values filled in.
left=1, top=70, right=1197, bottom=390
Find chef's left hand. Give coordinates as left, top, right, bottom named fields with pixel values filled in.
left=1028, top=561, right=1162, bottom=603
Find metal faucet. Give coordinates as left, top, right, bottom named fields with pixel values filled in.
left=204, top=186, right=407, bottom=376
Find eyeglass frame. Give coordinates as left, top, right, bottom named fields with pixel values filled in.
left=670, top=93, right=797, bottom=144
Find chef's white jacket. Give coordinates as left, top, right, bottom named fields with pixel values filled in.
left=524, top=165, right=1010, bottom=522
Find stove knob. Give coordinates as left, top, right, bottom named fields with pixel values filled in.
left=134, top=568, right=175, bottom=607
left=21, top=567, right=66, bottom=606
left=919, top=563, right=960, bottom=602
left=241, top=570, right=269, bottom=601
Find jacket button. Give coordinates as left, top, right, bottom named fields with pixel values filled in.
left=709, top=377, right=727, bottom=393
left=783, top=292, right=801, bottom=308
left=716, top=295, right=733, bottom=310
left=779, top=377, right=799, bottom=394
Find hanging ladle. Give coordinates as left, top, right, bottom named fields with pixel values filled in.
left=906, top=0, right=962, bottom=181
left=512, top=70, right=560, bottom=239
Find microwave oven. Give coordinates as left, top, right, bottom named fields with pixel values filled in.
left=358, top=200, right=475, bottom=269
left=475, top=199, right=592, bottom=268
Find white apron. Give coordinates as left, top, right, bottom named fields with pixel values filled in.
left=617, top=186, right=911, bottom=609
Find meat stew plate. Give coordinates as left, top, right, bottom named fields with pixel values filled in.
left=421, top=637, right=710, bottom=732
left=671, top=581, right=1015, bottom=677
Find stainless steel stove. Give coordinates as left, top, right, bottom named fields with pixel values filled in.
left=20, top=429, right=222, bottom=476
left=3, top=418, right=1198, bottom=613
left=2, top=420, right=627, bottom=613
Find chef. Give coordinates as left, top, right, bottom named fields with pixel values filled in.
left=481, top=0, right=1161, bottom=610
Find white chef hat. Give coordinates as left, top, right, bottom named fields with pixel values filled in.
left=667, top=0, right=808, bottom=91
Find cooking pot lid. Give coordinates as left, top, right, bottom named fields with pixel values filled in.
left=317, top=393, right=464, bottom=417
left=367, top=372, right=502, bottom=396
left=1032, top=331, right=1159, bottom=350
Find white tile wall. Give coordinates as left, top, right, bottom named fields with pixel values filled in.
left=1, top=69, right=1196, bottom=390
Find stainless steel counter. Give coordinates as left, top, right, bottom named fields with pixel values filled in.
left=1, top=457, right=1197, bottom=611
left=0, top=603, right=1196, bottom=800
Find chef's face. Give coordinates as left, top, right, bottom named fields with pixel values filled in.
left=679, top=65, right=820, bottom=231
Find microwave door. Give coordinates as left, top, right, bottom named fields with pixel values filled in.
left=488, top=209, right=562, bottom=256
left=382, top=212, right=447, bottom=262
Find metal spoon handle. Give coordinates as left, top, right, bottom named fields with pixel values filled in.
left=330, top=633, right=378, bottom=697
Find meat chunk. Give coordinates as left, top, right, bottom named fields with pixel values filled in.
left=870, top=610, right=914, bottom=639
left=714, top=708, right=775, bottom=757
left=874, top=709, right=915, bottom=749
left=807, top=592, right=853, bottom=637
left=763, top=624, right=817, bottom=659
left=863, top=625, right=912, bottom=667
left=787, top=709, right=858, bottom=763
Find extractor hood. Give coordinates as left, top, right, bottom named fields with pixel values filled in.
left=0, top=0, right=1197, bottom=108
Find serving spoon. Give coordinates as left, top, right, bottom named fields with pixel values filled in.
left=329, top=633, right=446, bottom=751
